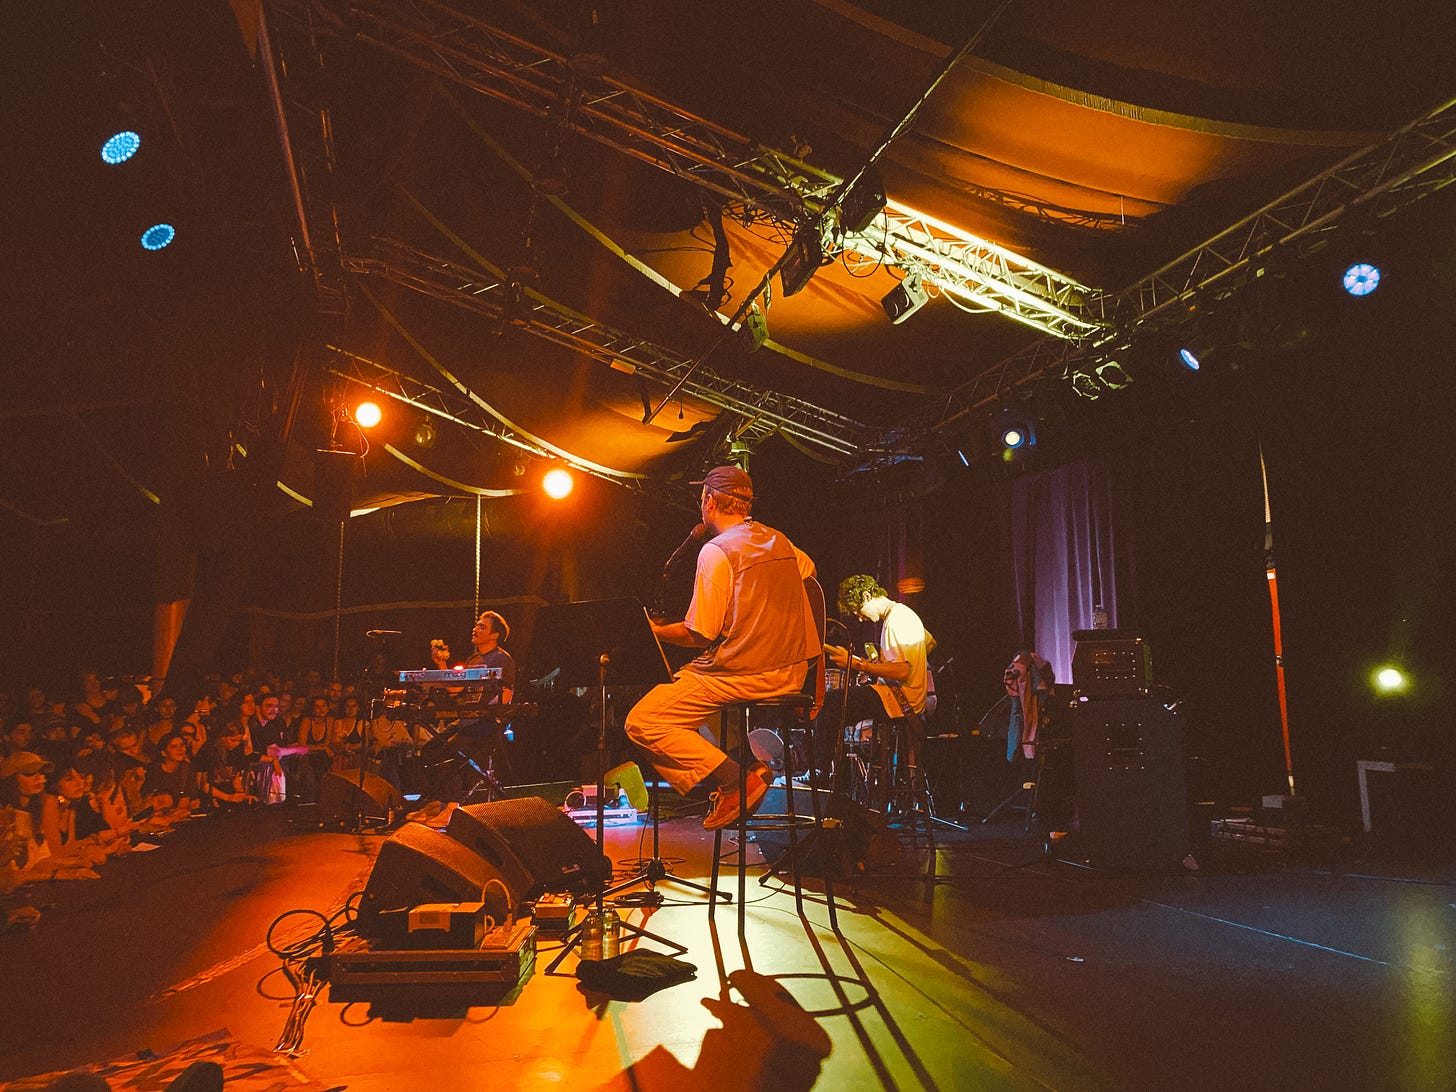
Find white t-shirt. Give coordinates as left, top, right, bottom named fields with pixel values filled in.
left=871, top=601, right=929, bottom=717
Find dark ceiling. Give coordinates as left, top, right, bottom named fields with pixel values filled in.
left=4, top=0, right=1454, bottom=524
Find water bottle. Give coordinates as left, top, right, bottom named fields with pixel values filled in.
left=581, top=907, right=620, bottom=961
left=581, top=908, right=604, bottom=960
left=600, top=908, right=620, bottom=960
left=1092, top=602, right=1109, bottom=630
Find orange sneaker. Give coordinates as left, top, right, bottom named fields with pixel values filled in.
left=703, top=762, right=773, bottom=830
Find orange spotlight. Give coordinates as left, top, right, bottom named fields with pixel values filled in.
left=354, top=401, right=382, bottom=428
left=542, top=468, right=574, bottom=499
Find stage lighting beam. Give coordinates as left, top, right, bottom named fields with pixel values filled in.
left=354, top=401, right=382, bottom=428
left=1342, top=262, right=1381, bottom=296
left=140, top=223, right=175, bottom=251
left=101, top=130, right=141, bottom=164
left=543, top=467, right=574, bottom=499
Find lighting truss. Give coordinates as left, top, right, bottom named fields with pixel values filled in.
left=323, top=347, right=689, bottom=507
left=282, top=0, right=1102, bottom=341
left=1093, top=94, right=1456, bottom=333
left=842, top=199, right=1100, bottom=340
left=349, top=239, right=876, bottom=458
left=895, top=94, right=1456, bottom=445
left=260, top=3, right=350, bottom=313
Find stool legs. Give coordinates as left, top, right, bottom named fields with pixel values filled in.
left=709, top=703, right=840, bottom=935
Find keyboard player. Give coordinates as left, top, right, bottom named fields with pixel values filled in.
left=420, top=612, right=517, bottom=705
left=428, top=611, right=517, bottom=801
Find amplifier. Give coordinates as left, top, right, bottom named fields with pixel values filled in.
left=1071, top=631, right=1151, bottom=698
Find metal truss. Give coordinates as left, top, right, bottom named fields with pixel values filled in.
left=895, top=94, right=1456, bottom=446
left=291, top=0, right=1102, bottom=340
left=844, top=199, right=1100, bottom=341
left=261, top=3, right=351, bottom=313
left=323, top=346, right=691, bottom=507
left=349, top=239, right=877, bottom=458
left=1095, top=94, right=1456, bottom=332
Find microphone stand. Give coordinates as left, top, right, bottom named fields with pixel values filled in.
left=528, top=599, right=686, bottom=975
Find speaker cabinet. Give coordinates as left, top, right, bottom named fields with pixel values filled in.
left=317, top=771, right=404, bottom=825
left=445, top=796, right=612, bottom=902
left=1071, top=698, right=1188, bottom=870
left=359, top=824, right=503, bottom=935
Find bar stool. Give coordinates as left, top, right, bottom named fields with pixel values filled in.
left=708, top=576, right=839, bottom=934
left=875, top=714, right=939, bottom=878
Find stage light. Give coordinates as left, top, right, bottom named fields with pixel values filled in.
left=1342, top=262, right=1381, bottom=297
left=882, top=271, right=929, bottom=324
left=412, top=419, right=437, bottom=448
left=100, top=130, right=141, bottom=164
left=543, top=468, right=574, bottom=499
left=139, top=223, right=175, bottom=251
left=840, top=171, right=887, bottom=234
left=1094, top=360, right=1133, bottom=390
left=1002, top=426, right=1026, bottom=449
left=1373, top=665, right=1408, bottom=694
left=1070, top=371, right=1103, bottom=400
left=353, top=401, right=382, bottom=428
left=1178, top=347, right=1202, bottom=371
left=956, top=449, right=969, bottom=467
left=780, top=223, right=824, bottom=296
left=743, top=305, right=769, bottom=351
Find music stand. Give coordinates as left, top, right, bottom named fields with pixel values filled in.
left=526, top=598, right=687, bottom=972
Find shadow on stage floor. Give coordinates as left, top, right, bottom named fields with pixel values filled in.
left=1, top=795, right=1452, bottom=1091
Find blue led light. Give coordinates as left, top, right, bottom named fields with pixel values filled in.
left=1178, top=348, right=1202, bottom=371
left=1342, top=263, right=1380, bottom=296
left=140, top=223, right=175, bottom=251
left=101, top=130, right=141, bottom=164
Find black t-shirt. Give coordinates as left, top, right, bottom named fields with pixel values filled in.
left=464, top=647, right=516, bottom=706
left=142, top=760, right=196, bottom=803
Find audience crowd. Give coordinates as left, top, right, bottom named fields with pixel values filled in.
left=0, top=667, right=426, bottom=901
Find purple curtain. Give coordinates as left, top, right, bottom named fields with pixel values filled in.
left=1008, top=460, right=1128, bottom=684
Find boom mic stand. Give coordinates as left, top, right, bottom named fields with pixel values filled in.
left=528, top=599, right=687, bottom=974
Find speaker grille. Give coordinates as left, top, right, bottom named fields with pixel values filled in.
left=446, top=796, right=612, bottom=899
left=359, top=824, right=494, bottom=933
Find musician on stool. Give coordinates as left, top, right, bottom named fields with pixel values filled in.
left=813, top=574, right=931, bottom=783
left=625, top=465, right=819, bottom=830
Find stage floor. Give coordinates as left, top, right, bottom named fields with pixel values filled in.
left=1, top=795, right=1452, bottom=1092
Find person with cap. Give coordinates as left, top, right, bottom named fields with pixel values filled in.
left=625, top=465, right=820, bottom=829
left=0, top=751, right=57, bottom=873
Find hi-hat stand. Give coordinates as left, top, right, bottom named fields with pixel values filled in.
left=527, top=598, right=687, bottom=974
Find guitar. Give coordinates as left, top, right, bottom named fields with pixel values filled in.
left=823, top=642, right=937, bottom=720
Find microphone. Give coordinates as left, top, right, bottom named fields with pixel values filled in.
left=365, top=629, right=402, bottom=638
left=662, top=523, right=708, bottom=577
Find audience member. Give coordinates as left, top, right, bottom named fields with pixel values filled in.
left=194, top=720, right=259, bottom=810
left=141, top=733, right=199, bottom=816
left=71, top=671, right=111, bottom=731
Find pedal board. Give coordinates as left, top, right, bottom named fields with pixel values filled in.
left=328, top=921, right=536, bottom=1007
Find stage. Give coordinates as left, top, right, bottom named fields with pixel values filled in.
left=1, top=799, right=1451, bottom=1091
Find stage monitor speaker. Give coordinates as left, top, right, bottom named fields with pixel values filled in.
left=754, top=786, right=902, bottom=877
left=359, top=823, right=509, bottom=936
left=317, top=771, right=404, bottom=825
left=446, top=796, right=612, bottom=903
left=1071, top=698, right=1188, bottom=870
